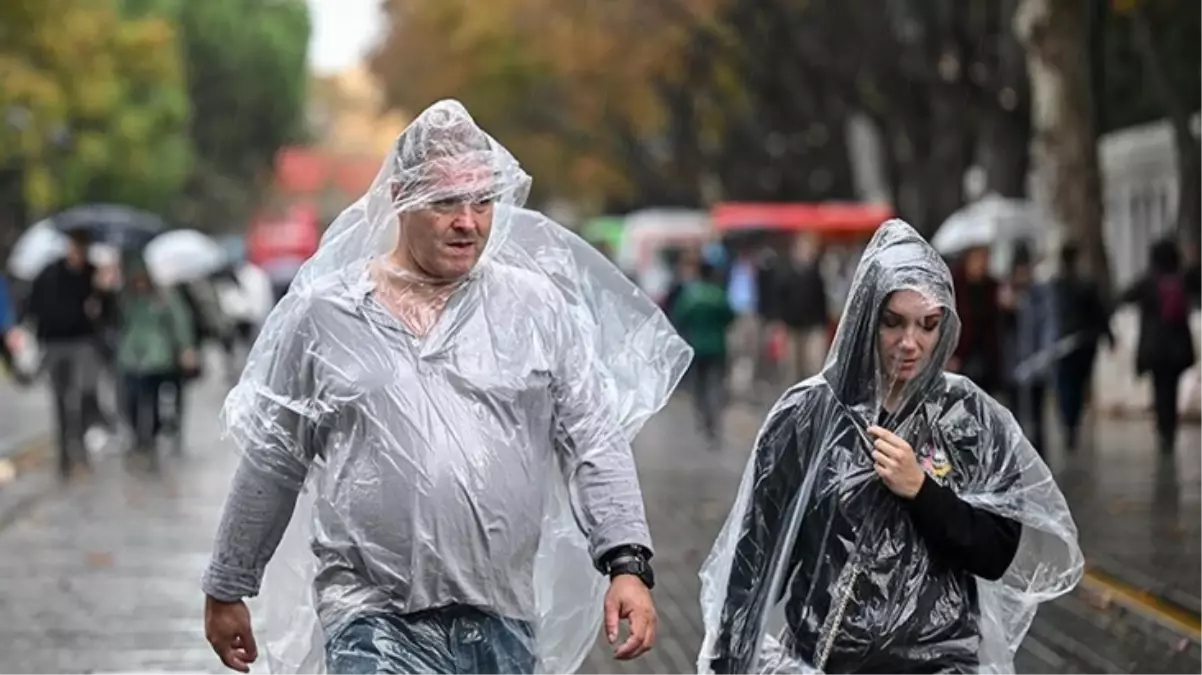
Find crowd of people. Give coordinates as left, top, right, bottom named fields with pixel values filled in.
left=0, top=231, right=267, bottom=476
left=659, top=228, right=1199, bottom=457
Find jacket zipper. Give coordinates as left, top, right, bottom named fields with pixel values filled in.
left=815, top=559, right=862, bottom=670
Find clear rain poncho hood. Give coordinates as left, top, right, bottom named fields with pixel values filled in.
left=698, top=220, right=1082, bottom=673
left=221, top=100, right=692, bottom=673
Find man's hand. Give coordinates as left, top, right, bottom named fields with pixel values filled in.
left=868, top=425, right=926, bottom=499
left=603, top=574, right=657, bottom=660
left=204, top=595, right=258, bottom=673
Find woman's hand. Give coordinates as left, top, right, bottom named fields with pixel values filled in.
left=868, top=425, right=926, bottom=499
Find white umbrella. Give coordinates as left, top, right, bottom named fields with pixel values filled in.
left=143, top=229, right=227, bottom=286
left=931, top=194, right=1051, bottom=256
left=7, top=220, right=119, bottom=281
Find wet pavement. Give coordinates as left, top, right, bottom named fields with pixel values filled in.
left=0, top=374, right=1197, bottom=673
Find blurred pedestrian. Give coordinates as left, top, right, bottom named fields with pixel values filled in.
left=726, top=246, right=761, bottom=399
left=23, top=230, right=107, bottom=478
left=1114, top=239, right=1198, bottom=455
left=1000, top=245, right=1057, bottom=454
left=1050, top=242, right=1113, bottom=450
left=674, top=261, right=735, bottom=446
left=772, top=233, right=830, bottom=385
left=114, top=256, right=196, bottom=456
left=661, top=246, right=700, bottom=326
left=0, top=272, right=30, bottom=385
left=949, top=245, right=1002, bottom=394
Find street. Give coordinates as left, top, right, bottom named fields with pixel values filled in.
left=0, top=372, right=1198, bottom=674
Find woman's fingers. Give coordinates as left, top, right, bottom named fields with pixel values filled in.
left=868, top=425, right=912, bottom=453
left=872, top=449, right=895, bottom=471
left=873, top=438, right=903, bottom=461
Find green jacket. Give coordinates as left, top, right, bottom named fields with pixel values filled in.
left=117, top=289, right=194, bottom=374
left=673, top=280, right=736, bottom=359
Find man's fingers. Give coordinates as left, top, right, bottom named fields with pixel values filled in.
left=615, top=609, right=649, bottom=660
left=239, top=627, right=259, bottom=662
left=604, top=596, right=619, bottom=644
left=218, top=644, right=251, bottom=673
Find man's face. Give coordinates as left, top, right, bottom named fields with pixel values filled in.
left=65, top=237, right=89, bottom=267
left=396, top=162, right=495, bottom=280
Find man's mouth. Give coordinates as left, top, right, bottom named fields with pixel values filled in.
left=446, top=241, right=474, bottom=250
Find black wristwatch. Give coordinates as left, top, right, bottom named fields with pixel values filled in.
left=602, top=545, right=655, bottom=590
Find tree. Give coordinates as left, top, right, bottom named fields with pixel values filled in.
left=1109, top=0, right=1201, bottom=242
left=0, top=0, right=192, bottom=259
left=1015, top=0, right=1111, bottom=287
left=123, top=0, right=311, bottom=231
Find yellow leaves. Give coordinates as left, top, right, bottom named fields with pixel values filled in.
left=372, top=0, right=729, bottom=203
left=0, top=0, right=190, bottom=214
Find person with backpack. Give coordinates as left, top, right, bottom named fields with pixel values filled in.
left=115, top=256, right=196, bottom=457
left=1115, top=239, right=1198, bottom=454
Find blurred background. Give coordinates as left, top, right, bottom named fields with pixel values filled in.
left=0, top=0, right=1198, bottom=672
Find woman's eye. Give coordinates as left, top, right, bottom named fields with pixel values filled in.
left=922, top=319, right=941, bottom=332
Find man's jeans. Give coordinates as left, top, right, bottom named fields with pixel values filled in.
left=325, top=605, right=536, bottom=674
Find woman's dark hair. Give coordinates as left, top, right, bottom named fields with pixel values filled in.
left=1150, top=238, right=1181, bottom=274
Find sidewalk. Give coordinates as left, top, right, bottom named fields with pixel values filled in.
left=0, top=379, right=49, bottom=460
left=1051, top=417, right=1201, bottom=617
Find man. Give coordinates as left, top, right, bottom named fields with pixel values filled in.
left=1000, top=245, right=1057, bottom=454
left=726, top=246, right=761, bottom=398
left=1050, top=242, right=1113, bottom=450
left=203, top=101, right=689, bottom=674
left=771, top=233, right=829, bottom=385
left=23, top=230, right=106, bottom=477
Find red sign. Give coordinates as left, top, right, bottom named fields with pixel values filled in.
left=246, top=203, right=321, bottom=266
left=712, top=202, right=894, bottom=233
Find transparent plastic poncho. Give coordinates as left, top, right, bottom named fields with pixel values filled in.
left=698, top=220, right=1083, bottom=674
left=220, top=100, right=692, bottom=673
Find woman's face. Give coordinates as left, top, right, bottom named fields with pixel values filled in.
left=877, top=289, right=944, bottom=385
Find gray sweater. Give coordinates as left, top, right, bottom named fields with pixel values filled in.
left=202, top=264, right=653, bottom=631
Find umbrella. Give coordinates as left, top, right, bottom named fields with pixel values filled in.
left=50, top=203, right=165, bottom=250
left=931, top=194, right=1051, bottom=256
left=143, top=229, right=227, bottom=286
left=6, top=221, right=119, bottom=281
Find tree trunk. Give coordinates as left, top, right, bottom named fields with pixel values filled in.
left=1015, top=0, right=1111, bottom=290
left=1128, top=6, right=1201, bottom=243
left=980, top=107, right=1031, bottom=198
left=982, top=0, right=1032, bottom=199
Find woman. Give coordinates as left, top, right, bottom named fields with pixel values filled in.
left=116, top=257, right=196, bottom=454
left=698, top=220, right=1082, bottom=674
left=1114, top=239, right=1197, bottom=455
